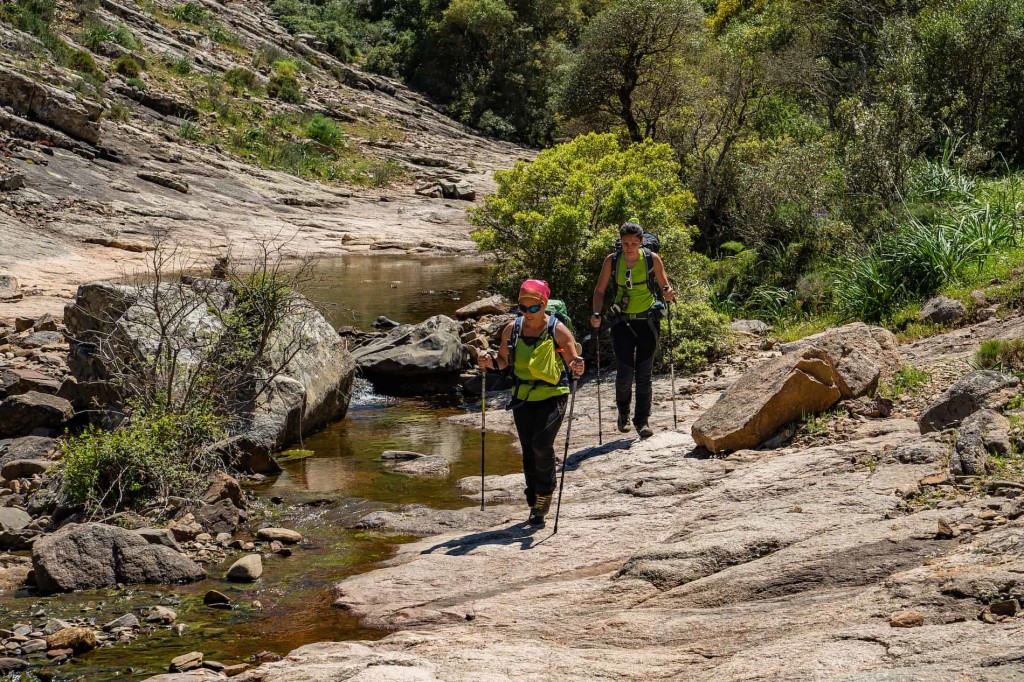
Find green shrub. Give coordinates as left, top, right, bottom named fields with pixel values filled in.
left=59, top=402, right=225, bottom=512
left=224, top=66, right=260, bottom=93
left=126, top=76, right=146, bottom=90
left=178, top=120, right=202, bottom=140
left=269, top=0, right=360, bottom=62
left=170, top=1, right=208, bottom=24
left=267, top=60, right=303, bottom=103
left=363, top=43, right=401, bottom=77
left=106, top=101, right=132, bottom=121
left=113, top=23, right=139, bottom=49
left=252, top=43, right=288, bottom=70
left=170, top=55, right=193, bottom=75
left=80, top=20, right=114, bottom=51
left=664, top=298, right=732, bottom=372
left=833, top=201, right=1020, bottom=322
left=65, top=48, right=104, bottom=79
left=207, top=24, right=238, bottom=45
left=112, top=54, right=143, bottom=77
left=975, top=339, right=1024, bottom=373
left=0, top=0, right=57, bottom=37
left=470, top=132, right=697, bottom=327
left=304, top=113, right=342, bottom=147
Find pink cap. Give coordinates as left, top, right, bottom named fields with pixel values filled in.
left=518, top=279, right=550, bottom=303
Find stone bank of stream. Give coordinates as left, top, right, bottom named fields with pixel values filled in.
left=0, top=255, right=520, bottom=681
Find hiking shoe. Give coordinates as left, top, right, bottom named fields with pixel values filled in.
left=636, top=423, right=654, bottom=439
left=527, top=510, right=546, bottom=527
left=617, top=411, right=631, bottom=432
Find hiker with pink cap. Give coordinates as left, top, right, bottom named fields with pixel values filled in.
left=477, top=279, right=584, bottom=527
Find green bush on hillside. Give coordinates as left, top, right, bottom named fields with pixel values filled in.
left=304, top=113, right=342, bottom=147
left=267, top=60, right=304, bottom=103
left=224, top=66, right=261, bottom=94
left=112, top=54, right=143, bottom=77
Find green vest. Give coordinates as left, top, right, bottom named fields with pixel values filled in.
left=615, top=254, right=656, bottom=314
left=512, top=323, right=570, bottom=402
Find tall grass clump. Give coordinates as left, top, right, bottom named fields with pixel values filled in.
left=833, top=201, right=1022, bottom=322
left=975, top=339, right=1024, bottom=374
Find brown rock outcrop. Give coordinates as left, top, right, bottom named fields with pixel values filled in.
left=692, top=348, right=842, bottom=452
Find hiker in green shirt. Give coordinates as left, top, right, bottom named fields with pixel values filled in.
left=477, top=279, right=584, bottom=527
left=590, top=222, right=675, bottom=439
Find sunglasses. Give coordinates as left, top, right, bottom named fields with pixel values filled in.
left=518, top=302, right=544, bottom=313
left=624, top=268, right=633, bottom=290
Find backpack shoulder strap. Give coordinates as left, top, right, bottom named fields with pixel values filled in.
left=507, top=316, right=524, bottom=356
left=545, top=314, right=560, bottom=349
left=641, top=248, right=663, bottom=301
left=608, top=250, right=621, bottom=299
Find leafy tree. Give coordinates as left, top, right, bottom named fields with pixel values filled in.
left=470, top=132, right=698, bottom=324
left=911, top=0, right=1024, bottom=162
left=560, top=0, right=704, bottom=142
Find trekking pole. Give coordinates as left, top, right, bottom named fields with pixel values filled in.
left=480, top=358, right=487, bottom=511
left=666, top=301, right=678, bottom=431
left=595, top=331, right=603, bottom=446
left=552, top=378, right=579, bottom=535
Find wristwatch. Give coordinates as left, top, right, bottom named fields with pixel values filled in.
left=592, top=312, right=601, bottom=319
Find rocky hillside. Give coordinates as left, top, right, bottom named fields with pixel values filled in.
left=203, top=312, right=1024, bottom=682
left=0, top=0, right=528, bottom=320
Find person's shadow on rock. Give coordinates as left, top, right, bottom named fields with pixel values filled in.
left=562, top=438, right=632, bottom=471
left=421, top=522, right=541, bottom=555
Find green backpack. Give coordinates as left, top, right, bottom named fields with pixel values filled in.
left=545, top=299, right=574, bottom=333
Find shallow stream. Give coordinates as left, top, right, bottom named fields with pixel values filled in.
left=0, top=254, right=521, bottom=681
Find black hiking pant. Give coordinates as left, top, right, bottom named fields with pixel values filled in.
left=512, top=394, right=567, bottom=507
left=612, top=317, right=660, bottom=427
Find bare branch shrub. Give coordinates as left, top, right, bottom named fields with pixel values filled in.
left=59, top=235, right=321, bottom=514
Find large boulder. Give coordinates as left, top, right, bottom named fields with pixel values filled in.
left=919, top=296, right=966, bottom=325
left=918, top=370, right=1020, bottom=434
left=0, top=66, right=103, bottom=144
left=1, top=458, right=53, bottom=480
left=0, top=392, right=74, bottom=437
left=63, top=279, right=356, bottom=456
left=730, top=319, right=771, bottom=336
left=454, top=295, right=511, bottom=320
left=191, top=499, right=241, bottom=535
left=780, top=322, right=900, bottom=399
left=950, top=409, right=1011, bottom=477
left=692, top=348, right=842, bottom=453
left=0, top=436, right=57, bottom=467
left=202, top=471, right=244, bottom=509
left=32, top=522, right=205, bottom=594
left=0, top=275, right=21, bottom=302
left=353, top=315, right=466, bottom=395
left=0, top=368, right=62, bottom=399
left=0, top=508, right=31, bottom=533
